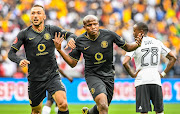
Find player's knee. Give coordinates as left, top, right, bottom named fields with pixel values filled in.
left=31, top=105, right=42, bottom=114
left=57, top=101, right=68, bottom=110
left=32, top=109, right=41, bottom=114
left=98, top=102, right=108, bottom=112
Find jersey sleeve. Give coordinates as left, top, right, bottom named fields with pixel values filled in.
left=125, top=51, right=135, bottom=58
left=11, top=30, right=25, bottom=51
left=111, top=31, right=126, bottom=47
left=160, top=41, right=171, bottom=57
left=51, top=25, right=77, bottom=41
left=69, top=48, right=81, bottom=61
left=8, top=30, right=25, bottom=64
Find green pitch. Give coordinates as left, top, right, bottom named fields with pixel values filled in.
left=0, top=104, right=180, bottom=114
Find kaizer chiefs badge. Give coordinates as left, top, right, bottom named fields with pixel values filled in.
left=101, top=41, right=108, bottom=48
left=44, top=33, right=51, bottom=40
left=90, top=88, right=95, bottom=94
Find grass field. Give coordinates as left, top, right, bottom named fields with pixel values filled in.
left=0, top=104, right=180, bottom=114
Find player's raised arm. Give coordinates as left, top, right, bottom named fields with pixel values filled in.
left=122, top=33, right=143, bottom=52
left=53, top=32, right=78, bottom=68
left=52, top=26, right=77, bottom=49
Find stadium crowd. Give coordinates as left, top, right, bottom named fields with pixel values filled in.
left=0, top=0, right=180, bottom=78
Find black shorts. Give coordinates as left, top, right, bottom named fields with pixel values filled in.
left=28, top=75, right=65, bottom=107
left=85, top=76, right=114, bottom=104
left=136, top=84, right=164, bottom=113
left=47, top=92, right=54, bottom=102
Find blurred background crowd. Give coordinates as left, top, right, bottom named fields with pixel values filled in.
left=0, top=0, right=180, bottom=79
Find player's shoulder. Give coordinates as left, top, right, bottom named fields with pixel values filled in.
left=76, top=33, right=86, bottom=42
left=99, top=29, right=112, bottom=34
left=144, top=36, right=161, bottom=43
left=45, top=24, right=62, bottom=30
left=18, top=26, right=32, bottom=35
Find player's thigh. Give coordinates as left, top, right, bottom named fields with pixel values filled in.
left=136, top=85, right=151, bottom=112
left=52, top=90, right=67, bottom=104
left=47, top=75, right=66, bottom=103
left=85, top=76, right=107, bottom=101
left=94, top=93, right=108, bottom=105
left=150, top=84, right=164, bottom=112
left=103, top=76, right=114, bottom=104
left=47, top=75, right=66, bottom=95
left=28, top=80, right=46, bottom=107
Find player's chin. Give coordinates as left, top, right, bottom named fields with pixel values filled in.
left=90, top=31, right=98, bottom=35
left=32, top=22, right=40, bottom=26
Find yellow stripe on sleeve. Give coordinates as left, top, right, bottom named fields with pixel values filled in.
left=11, top=46, right=19, bottom=51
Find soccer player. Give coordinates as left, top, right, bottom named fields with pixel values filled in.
left=42, top=68, right=73, bottom=114
left=123, top=22, right=176, bottom=114
left=8, top=5, right=76, bottom=114
left=53, top=15, right=143, bottom=114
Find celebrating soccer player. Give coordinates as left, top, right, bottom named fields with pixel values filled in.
left=8, top=4, right=76, bottom=114
left=53, top=15, right=143, bottom=114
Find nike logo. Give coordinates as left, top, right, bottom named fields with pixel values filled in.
left=84, top=46, right=90, bottom=50
left=29, top=37, right=35, bottom=40
left=138, top=106, right=142, bottom=110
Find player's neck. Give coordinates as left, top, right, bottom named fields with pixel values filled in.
left=87, top=33, right=99, bottom=40
left=32, top=23, right=44, bottom=32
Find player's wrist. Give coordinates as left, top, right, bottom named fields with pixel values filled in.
left=161, top=71, right=166, bottom=77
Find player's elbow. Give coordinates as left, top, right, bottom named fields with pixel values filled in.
left=122, top=61, right=128, bottom=67
left=69, top=61, right=77, bottom=68
left=171, top=55, right=177, bottom=63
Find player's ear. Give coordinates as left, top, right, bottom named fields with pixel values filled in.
left=44, top=15, right=46, bottom=20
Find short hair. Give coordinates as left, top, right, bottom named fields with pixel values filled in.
left=135, top=22, right=148, bottom=34
left=32, top=4, right=45, bottom=11
left=83, top=15, right=99, bottom=25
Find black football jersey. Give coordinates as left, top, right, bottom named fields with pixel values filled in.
left=10, top=25, right=76, bottom=81
left=69, top=29, right=126, bottom=77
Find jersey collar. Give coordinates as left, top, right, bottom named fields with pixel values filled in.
left=84, top=31, right=100, bottom=41
left=31, top=26, right=45, bottom=33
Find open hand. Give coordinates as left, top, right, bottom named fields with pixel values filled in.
left=53, top=32, right=64, bottom=51
left=135, top=33, right=144, bottom=47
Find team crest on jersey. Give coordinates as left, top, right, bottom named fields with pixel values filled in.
left=101, top=41, right=108, bottom=48
left=90, top=88, right=95, bottom=94
left=29, top=99, right=32, bottom=104
left=44, top=33, right=51, bottom=40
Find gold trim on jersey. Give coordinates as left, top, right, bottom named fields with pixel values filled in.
left=11, top=46, right=19, bottom=51
left=68, top=55, right=79, bottom=61
left=121, top=41, right=126, bottom=48
left=84, top=32, right=100, bottom=41
left=31, top=27, right=45, bottom=33
left=64, top=32, right=67, bottom=40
